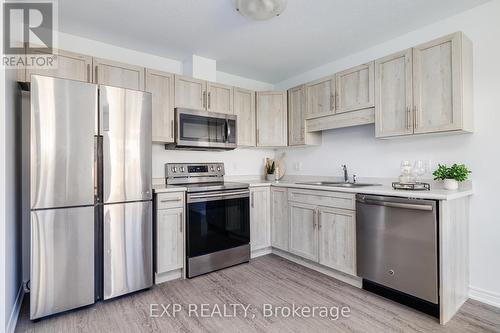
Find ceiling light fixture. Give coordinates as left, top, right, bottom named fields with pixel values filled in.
left=235, top=0, right=287, bottom=21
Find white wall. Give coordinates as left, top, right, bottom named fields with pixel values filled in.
left=275, top=0, right=500, bottom=305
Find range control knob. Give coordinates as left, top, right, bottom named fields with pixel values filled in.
left=210, top=166, right=215, bottom=171
left=180, top=166, right=185, bottom=172
left=217, top=166, right=222, bottom=172
left=172, top=166, right=177, bottom=172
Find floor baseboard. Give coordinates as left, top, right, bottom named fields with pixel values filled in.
left=469, top=286, right=500, bottom=309
left=6, top=284, right=24, bottom=333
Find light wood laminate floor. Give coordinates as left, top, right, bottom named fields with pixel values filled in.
left=16, top=254, right=500, bottom=332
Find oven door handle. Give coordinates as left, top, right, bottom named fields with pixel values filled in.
left=188, top=190, right=249, bottom=203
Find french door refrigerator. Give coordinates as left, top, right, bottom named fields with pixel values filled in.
left=29, top=75, right=153, bottom=319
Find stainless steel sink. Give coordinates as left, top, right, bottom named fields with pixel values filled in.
left=296, top=181, right=380, bottom=188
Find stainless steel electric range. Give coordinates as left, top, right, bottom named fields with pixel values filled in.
left=165, top=163, right=250, bottom=278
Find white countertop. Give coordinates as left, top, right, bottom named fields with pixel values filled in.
left=152, top=176, right=473, bottom=200
left=228, top=176, right=473, bottom=201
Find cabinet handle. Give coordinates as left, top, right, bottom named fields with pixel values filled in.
left=94, top=66, right=98, bottom=83
left=313, top=209, right=317, bottom=228
left=256, top=129, right=259, bottom=145
left=414, top=105, right=418, bottom=128
left=203, top=91, right=207, bottom=109
left=251, top=192, right=254, bottom=208
left=330, top=94, right=334, bottom=111
left=179, top=213, right=183, bottom=233
left=160, top=198, right=181, bottom=203
left=318, top=210, right=322, bottom=229
left=170, top=120, right=174, bottom=140
left=87, top=64, right=90, bottom=82
left=208, top=92, right=211, bottom=109
left=406, top=106, right=411, bottom=129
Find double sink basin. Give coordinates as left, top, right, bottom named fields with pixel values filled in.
left=296, top=181, right=380, bottom=188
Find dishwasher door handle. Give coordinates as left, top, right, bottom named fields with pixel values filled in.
left=359, top=199, right=434, bottom=211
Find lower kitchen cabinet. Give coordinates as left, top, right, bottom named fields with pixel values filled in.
left=289, top=202, right=318, bottom=262
left=155, top=192, right=185, bottom=283
left=318, top=207, right=356, bottom=275
left=250, top=187, right=271, bottom=252
left=271, top=187, right=288, bottom=251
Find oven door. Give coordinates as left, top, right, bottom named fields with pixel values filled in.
left=176, top=108, right=237, bottom=149
left=187, top=189, right=250, bottom=259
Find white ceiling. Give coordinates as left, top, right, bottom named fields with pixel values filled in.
left=59, top=0, right=490, bottom=83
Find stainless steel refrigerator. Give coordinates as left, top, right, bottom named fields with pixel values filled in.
left=29, top=75, right=153, bottom=319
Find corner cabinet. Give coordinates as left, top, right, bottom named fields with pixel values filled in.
left=250, top=187, right=271, bottom=252
left=271, top=187, right=288, bottom=251
left=376, top=32, right=473, bottom=138
left=93, top=58, right=145, bottom=90
left=256, top=91, right=288, bottom=147
left=155, top=192, right=185, bottom=284
left=233, top=87, right=256, bottom=146
left=288, top=85, right=321, bottom=146
left=145, top=69, right=175, bottom=143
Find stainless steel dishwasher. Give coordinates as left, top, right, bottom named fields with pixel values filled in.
left=356, top=194, right=439, bottom=316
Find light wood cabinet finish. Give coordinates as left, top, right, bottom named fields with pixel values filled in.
left=375, top=49, right=414, bottom=137
left=305, top=75, right=335, bottom=119
left=288, top=188, right=355, bottom=210
left=335, top=62, right=374, bottom=114
left=288, top=85, right=321, bottom=146
left=256, top=91, right=288, bottom=147
left=26, top=49, right=92, bottom=83
left=156, top=207, right=184, bottom=274
left=376, top=32, right=473, bottom=138
left=233, top=87, right=256, bottom=147
left=207, top=82, right=233, bottom=114
left=250, top=187, right=271, bottom=251
left=413, top=32, right=472, bottom=134
left=174, top=75, right=207, bottom=110
left=318, top=207, right=356, bottom=275
left=145, top=69, right=175, bottom=143
left=289, top=202, right=318, bottom=261
left=93, top=58, right=145, bottom=90
left=271, top=187, right=288, bottom=251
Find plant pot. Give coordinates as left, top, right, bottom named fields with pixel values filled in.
left=266, top=174, right=274, bottom=181
left=443, top=179, right=459, bottom=190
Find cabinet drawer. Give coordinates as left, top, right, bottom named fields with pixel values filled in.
left=288, top=188, right=355, bottom=210
left=156, top=192, right=184, bottom=210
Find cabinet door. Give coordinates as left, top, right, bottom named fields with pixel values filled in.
left=336, top=62, right=374, bottom=114
left=375, top=49, right=414, bottom=138
left=207, top=82, right=233, bottom=114
left=250, top=187, right=271, bottom=251
left=271, top=187, right=288, bottom=251
left=233, top=87, right=256, bottom=146
left=288, top=85, right=306, bottom=146
left=318, top=207, right=356, bottom=275
left=174, top=75, right=207, bottom=110
left=256, top=91, right=288, bottom=147
left=413, top=33, right=463, bottom=134
left=145, top=69, right=175, bottom=142
left=289, top=202, right=318, bottom=261
left=305, top=76, right=335, bottom=119
left=156, top=207, right=184, bottom=274
left=26, top=49, right=92, bottom=83
left=93, top=58, right=145, bottom=90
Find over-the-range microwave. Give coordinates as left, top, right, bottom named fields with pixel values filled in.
left=165, top=108, right=237, bottom=150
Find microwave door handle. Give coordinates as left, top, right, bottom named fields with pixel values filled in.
left=224, top=119, right=228, bottom=142
left=227, top=120, right=231, bottom=140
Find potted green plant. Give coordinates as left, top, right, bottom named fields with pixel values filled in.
left=432, top=164, right=471, bottom=190
left=265, top=158, right=275, bottom=181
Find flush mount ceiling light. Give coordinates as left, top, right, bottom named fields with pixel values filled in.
left=235, top=0, right=287, bottom=21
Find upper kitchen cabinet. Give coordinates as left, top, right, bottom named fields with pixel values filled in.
left=375, top=49, right=414, bottom=137
left=174, top=75, right=207, bottom=110
left=256, top=91, right=288, bottom=147
left=25, top=49, right=93, bottom=83
left=335, top=62, right=374, bottom=114
left=305, top=75, right=335, bottom=119
left=233, top=87, right=256, bottom=147
left=288, top=84, right=321, bottom=146
left=145, top=69, right=175, bottom=143
left=376, top=32, right=473, bottom=138
left=413, top=32, right=473, bottom=134
left=207, top=82, right=233, bottom=114
left=93, top=58, right=145, bottom=90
